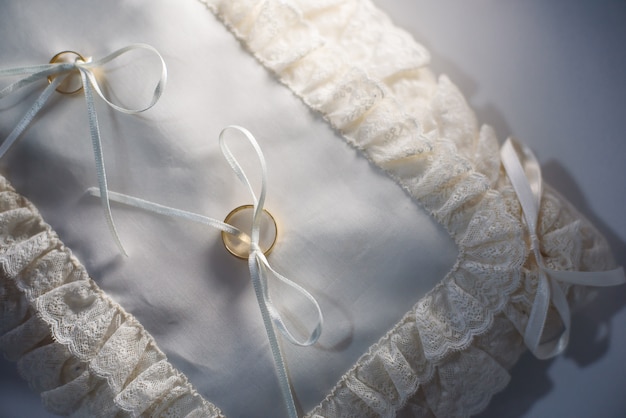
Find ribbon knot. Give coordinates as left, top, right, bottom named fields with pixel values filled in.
left=500, top=138, right=625, bottom=359
left=88, top=125, right=322, bottom=418
left=0, top=44, right=168, bottom=256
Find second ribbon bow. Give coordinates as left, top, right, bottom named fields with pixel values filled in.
left=501, top=138, right=625, bottom=359
left=0, top=44, right=168, bottom=256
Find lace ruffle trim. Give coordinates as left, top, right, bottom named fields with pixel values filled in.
left=200, top=0, right=617, bottom=416
left=0, top=179, right=224, bottom=417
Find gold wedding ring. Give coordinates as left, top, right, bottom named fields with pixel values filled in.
left=48, top=50, right=85, bottom=94
left=221, top=205, right=278, bottom=259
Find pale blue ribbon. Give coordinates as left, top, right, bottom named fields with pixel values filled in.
left=0, top=44, right=167, bottom=256
left=501, top=138, right=625, bottom=359
left=89, top=125, right=323, bottom=418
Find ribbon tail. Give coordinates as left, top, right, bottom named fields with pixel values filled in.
left=544, top=278, right=572, bottom=359
left=548, top=266, right=626, bottom=287
left=248, top=254, right=299, bottom=418
left=524, top=270, right=552, bottom=359
left=0, top=63, right=70, bottom=98
left=530, top=275, right=572, bottom=360
left=0, top=76, right=65, bottom=159
left=532, top=266, right=625, bottom=359
left=79, top=44, right=168, bottom=114
left=81, top=71, right=127, bottom=256
left=85, top=187, right=243, bottom=237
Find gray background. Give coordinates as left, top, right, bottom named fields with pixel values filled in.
left=1, top=1, right=625, bottom=417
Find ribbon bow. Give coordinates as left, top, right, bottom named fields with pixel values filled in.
left=0, top=44, right=167, bottom=256
left=89, top=125, right=323, bottom=418
left=500, top=138, right=625, bottom=359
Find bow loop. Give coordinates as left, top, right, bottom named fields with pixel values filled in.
left=0, top=62, right=74, bottom=99
left=75, top=43, right=167, bottom=115
left=0, top=44, right=168, bottom=256
left=501, top=137, right=625, bottom=359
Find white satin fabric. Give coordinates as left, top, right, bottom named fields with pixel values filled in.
left=0, top=1, right=456, bottom=417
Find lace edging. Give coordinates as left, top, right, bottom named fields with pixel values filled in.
left=0, top=178, right=224, bottom=417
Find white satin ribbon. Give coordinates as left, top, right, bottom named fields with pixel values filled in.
left=500, top=137, right=625, bottom=359
left=0, top=44, right=167, bottom=256
left=89, top=125, right=322, bottom=418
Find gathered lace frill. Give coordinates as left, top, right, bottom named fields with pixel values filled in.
left=0, top=0, right=619, bottom=417
left=200, top=0, right=618, bottom=416
left=0, top=176, right=224, bottom=417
